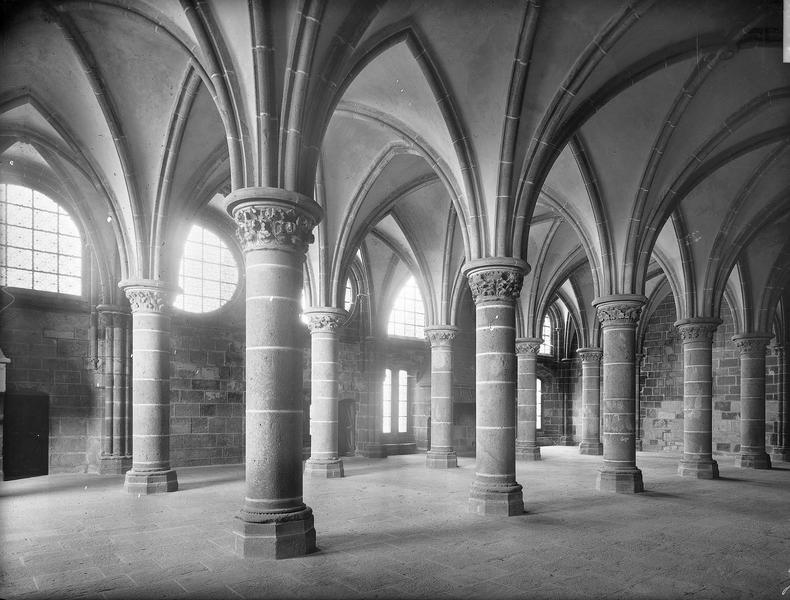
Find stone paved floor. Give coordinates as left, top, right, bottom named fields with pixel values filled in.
left=1, top=447, right=789, bottom=599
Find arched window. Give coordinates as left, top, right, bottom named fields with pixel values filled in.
left=383, top=368, right=408, bottom=433
left=0, top=183, right=82, bottom=295
left=536, top=377, right=543, bottom=430
left=539, top=314, right=553, bottom=355
left=344, top=278, right=354, bottom=312
left=387, top=275, right=425, bottom=338
left=173, top=224, right=239, bottom=313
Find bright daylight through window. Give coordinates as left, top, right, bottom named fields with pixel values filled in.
left=173, top=224, right=239, bottom=313
left=387, top=275, right=425, bottom=338
left=0, top=183, right=82, bottom=295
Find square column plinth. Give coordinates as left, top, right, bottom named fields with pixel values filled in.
left=124, top=469, right=178, bottom=494
left=304, top=458, right=344, bottom=478
left=735, top=453, right=771, bottom=469
left=596, top=468, right=643, bottom=494
left=468, top=482, right=524, bottom=516
left=579, top=441, right=603, bottom=456
left=678, top=459, right=719, bottom=479
left=426, top=450, right=457, bottom=469
left=233, top=509, right=317, bottom=559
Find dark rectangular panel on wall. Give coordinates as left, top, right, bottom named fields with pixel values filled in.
left=3, top=393, right=49, bottom=480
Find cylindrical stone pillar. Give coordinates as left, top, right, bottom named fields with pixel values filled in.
left=120, top=281, right=178, bottom=493
left=771, top=345, right=789, bottom=462
left=577, top=348, right=603, bottom=455
left=304, top=307, right=347, bottom=478
left=227, top=187, right=321, bottom=558
left=732, top=333, right=772, bottom=469
left=675, top=318, right=721, bottom=479
left=463, top=258, right=528, bottom=516
left=515, top=338, right=542, bottom=461
left=592, top=294, right=646, bottom=493
left=425, top=325, right=459, bottom=469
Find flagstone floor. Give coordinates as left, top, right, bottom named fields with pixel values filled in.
left=1, top=447, right=788, bottom=599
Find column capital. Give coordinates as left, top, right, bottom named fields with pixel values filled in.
left=226, top=187, right=322, bottom=254
left=515, top=337, right=542, bottom=355
left=732, top=333, right=773, bottom=356
left=118, top=279, right=174, bottom=314
left=674, top=317, right=721, bottom=343
left=592, top=294, right=646, bottom=325
left=425, top=325, right=459, bottom=346
left=303, top=307, right=347, bottom=333
left=463, top=257, right=529, bottom=305
left=577, top=347, right=602, bottom=362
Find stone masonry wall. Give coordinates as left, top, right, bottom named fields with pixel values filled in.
left=639, top=295, right=684, bottom=452
left=0, top=298, right=100, bottom=474
left=168, top=314, right=246, bottom=467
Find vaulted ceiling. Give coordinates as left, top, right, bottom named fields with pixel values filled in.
left=1, top=0, right=787, bottom=335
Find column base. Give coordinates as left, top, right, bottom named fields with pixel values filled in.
left=304, top=458, right=344, bottom=478
left=579, top=441, right=603, bottom=456
left=515, top=442, right=541, bottom=461
left=99, top=454, right=132, bottom=475
left=735, top=453, right=772, bottom=469
left=770, top=446, right=790, bottom=462
left=596, top=467, right=643, bottom=493
left=359, top=443, right=387, bottom=458
left=233, top=508, right=317, bottom=559
left=468, top=481, right=524, bottom=516
left=426, top=450, right=457, bottom=469
left=678, top=459, right=719, bottom=479
left=124, top=469, right=178, bottom=494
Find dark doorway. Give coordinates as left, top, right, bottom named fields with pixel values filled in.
left=3, top=393, right=49, bottom=480
left=338, top=399, right=356, bottom=456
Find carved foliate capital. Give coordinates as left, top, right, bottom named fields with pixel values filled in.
left=732, top=333, right=772, bottom=356
left=304, top=308, right=347, bottom=333
left=577, top=347, right=602, bottom=363
left=593, top=295, right=646, bottom=325
left=675, top=318, right=721, bottom=343
left=233, top=205, right=316, bottom=252
left=118, top=280, right=173, bottom=314
left=463, top=258, right=529, bottom=305
left=515, top=337, right=542, bottom=355
left=225, top=188, right=322, bottom=254
left=425, top=326, right=459, bottom=346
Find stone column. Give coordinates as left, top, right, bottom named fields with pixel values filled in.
left=304, top=307, right=347, bottom=478
left=98, top=305, right=132, bottom=475
left=515, top=338, right=542, bottom=460
left=227, top=187, right=321, bottom=558
left=592, top=294, right=646, bottom=493
left=463, top=258, right=527, bottom=516
left=577, top=348, right=603, bottom=455
left=119, top=281, right=178, bottom=493
left=732, top=333, right=772, bottom=469
left=771, top=345, right=790, bottom=462
left=675, top=318, right=721, bottom=479
left=425, top=326, right=459, bottom=469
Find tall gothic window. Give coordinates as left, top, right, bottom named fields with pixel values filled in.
left=382, top=368, right=408, bottom=433
left=173, top=224, right=239, bottom=313
left=0, top=184, right=82, bottom=295
left=539, top=314, right=553, bottom=355
left=387, top=275, right=425, bottom=338
left=536, top=377, right=543, bottom=430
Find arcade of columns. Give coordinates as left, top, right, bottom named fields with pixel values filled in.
left=110, top=189, right=787, bottom=557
